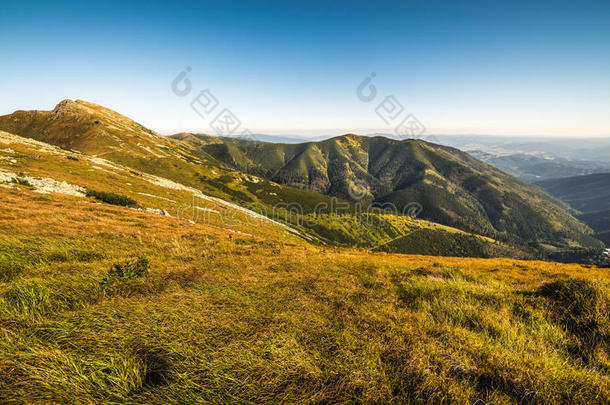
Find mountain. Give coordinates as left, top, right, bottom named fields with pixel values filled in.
left=0, top=100, right=601, bottom=254
left=0, top=99, right=172, bottom=156
left=0, top=100, right=229, bottom=197
left=364, top=134, right=610, bottom=182
left=537, top=173, right=610, bottom=245
left=0, top=100, right=340, bottom=210
left=195, top=134, right=600, bottom=249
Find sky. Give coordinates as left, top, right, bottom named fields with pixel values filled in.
left=1, top=0, right=609, bottom=137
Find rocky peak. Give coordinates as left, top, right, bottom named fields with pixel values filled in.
left=51, top=99, right=86, bottom=119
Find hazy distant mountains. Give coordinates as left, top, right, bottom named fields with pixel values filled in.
left=432, top=135, right=610, bottom=163
left=434, top=135, right=610, bottom=182
left=468, top=151, right=610, bottom=182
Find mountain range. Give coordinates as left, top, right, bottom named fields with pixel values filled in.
left=0, top=100, right=603, bottom=257
left=184, top=132, right=599, bottom=250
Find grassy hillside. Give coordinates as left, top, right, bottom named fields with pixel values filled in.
left=3, top=178, right=610, bottom=403
left=374, top=228, right=534, bottom=258
left=0, top=127, right=507, bottom=255
left=0, top=99, right=601, bottom=257
left=578, top=210, right=610, bottom=233
left=197, top=134, right=600, bottom=250
left=0, top=100, right=268, bottom=205
left=0, top=101, right=351, bottom=213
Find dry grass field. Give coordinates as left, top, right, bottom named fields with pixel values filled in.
left=2, top=185, right=610, bottom=404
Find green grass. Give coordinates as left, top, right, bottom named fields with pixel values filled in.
left=104, top=256, right=150, bottom=283
left=376, top=228, right=534, bottom=259
left=538, top=278, right=610, bottom=361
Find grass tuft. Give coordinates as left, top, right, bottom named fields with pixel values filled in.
left=0, top=257, right=26, bottom=282
left=539, top=278, right=610, bottom=358
left=2, top=280, right=51, bottom=317
left=104, top=257, right=150, bottom=283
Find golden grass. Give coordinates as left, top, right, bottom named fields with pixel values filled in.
left=1, top=186, right=610, bottom=403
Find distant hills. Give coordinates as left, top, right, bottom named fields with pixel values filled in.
left=423, top=135, right=610, bottom=164
left=469, top=151, right=610, bottom=182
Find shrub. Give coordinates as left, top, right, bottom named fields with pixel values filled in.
left=105, top=257, right=150, bottom=282
left=11, top=177, right=32, bottom=187
left=86, top=189, right=138, bottom=207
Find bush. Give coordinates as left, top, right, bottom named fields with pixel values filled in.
left=105, top=257, right=150, bottom=282
left=11, top=177, right=32, bottom=187
left=86, top=189, right=138, bottom=207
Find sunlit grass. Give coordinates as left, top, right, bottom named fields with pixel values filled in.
left=1, top=187, right=610, bottom=403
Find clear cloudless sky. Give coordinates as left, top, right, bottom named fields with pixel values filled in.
left=1, top=0, right=609, bottom=137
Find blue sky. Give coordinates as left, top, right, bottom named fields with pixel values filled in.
left=1, top=0, right=609, bottom=136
